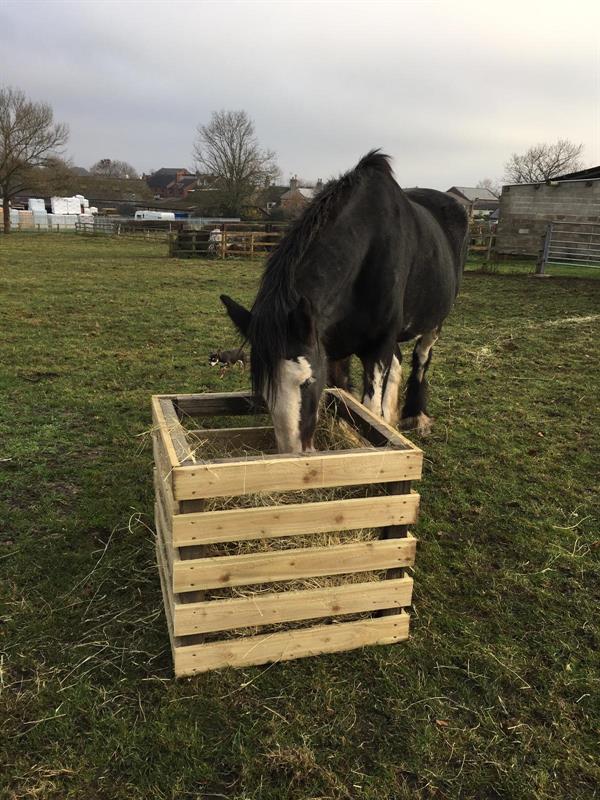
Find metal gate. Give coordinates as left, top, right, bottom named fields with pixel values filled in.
left=538, top=221, right=600, bottom=272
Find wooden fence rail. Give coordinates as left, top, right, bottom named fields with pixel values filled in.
left=169, top=229, right=285, bottom=259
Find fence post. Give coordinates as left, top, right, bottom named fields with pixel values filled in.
left=221, top=231, right=227, bottom=259
left=536, top=223, right=552, bottom=275
left=486, top=232, right=495, bottom=262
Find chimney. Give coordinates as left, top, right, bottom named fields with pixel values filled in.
left=289, top=175, right=299, bottom=191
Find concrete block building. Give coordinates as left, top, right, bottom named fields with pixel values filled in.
left=495, top=166, right=600, bottom=257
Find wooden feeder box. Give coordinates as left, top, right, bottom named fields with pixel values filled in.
left=152, top=389, right=423, bottom=677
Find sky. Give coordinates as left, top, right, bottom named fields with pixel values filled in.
left=1, top=0, right=599, bottom=190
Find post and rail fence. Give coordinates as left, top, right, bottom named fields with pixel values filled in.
left=169, top=227, right=286, bottom=258
left=467, top=221, right=496, bottom=261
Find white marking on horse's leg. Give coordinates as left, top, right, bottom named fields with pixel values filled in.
left=415, top=331, right=438, bottom=381
left=382, top=354, right=402, bottom=424
left=270, top=356, right=312, bottom=453
left=362, top=362, right=384, bottom=416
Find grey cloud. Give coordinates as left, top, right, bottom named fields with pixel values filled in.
left=1, top=0, right=598, bottom=188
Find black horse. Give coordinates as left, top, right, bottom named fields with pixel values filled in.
left=221, top=151, right=468, bottom=453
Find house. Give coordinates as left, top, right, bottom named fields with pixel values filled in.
left=145, top=168, right=194, bottom=197
left=280, top=176, right=324, bottom=217
left=494, top=167, right=600, bottom=257
left=260, top=184, right=289, bottom=210
left=446, top=186, right=499, bottom=218
left=165, top=172, right=220, bottom=199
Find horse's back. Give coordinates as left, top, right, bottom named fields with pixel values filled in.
left=394, top=188, right=468, bottom=336
left=403, top=188, right=469, bottom=269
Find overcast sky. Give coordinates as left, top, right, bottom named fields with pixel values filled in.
left=1, top=0, right=598, bottom=189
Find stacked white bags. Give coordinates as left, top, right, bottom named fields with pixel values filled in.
left=51, top=197, right=70, bottom=214
left=32, top=211, right=49, bottom=229
left=48, top=214, right=78, bottom=230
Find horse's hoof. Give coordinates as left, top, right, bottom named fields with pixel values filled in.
left=401, top=413, right=433, bottom=436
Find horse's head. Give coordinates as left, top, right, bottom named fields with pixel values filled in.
left=220, top=294, right=326, bottom=453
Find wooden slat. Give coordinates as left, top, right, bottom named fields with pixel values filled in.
left=155, top=500, right=177, bottom=579
left=187, top=426, right=276, bottom=453
left=153, top=437, right=180, bottom=514
left=151, top=396, right=180, bottom=470
left=172, top=447, right=422, bottom=500
left=379, top=479, right=412, bottom=617
left=154, top=472, right=173, bottom=546
left=152, top=431, right=169, bottom=481
left=175, top=391, right=266, bottom=417
left=173, top=535, right=416, bottom=592
left=173, top=576, right=413, bottom=636
left=152, top=432, right=178, bottom=515
left=174, top=612, right=409, bottom=676
left=172, top=492, right=420, bottom=546
left=159, top=397, right=196, bottom=465
left=327, top=388, right=419, bottom=451
left=155, top=539, right=177, bottom=658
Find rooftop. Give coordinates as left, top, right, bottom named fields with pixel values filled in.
left=447, top=186, right=498, bottom=202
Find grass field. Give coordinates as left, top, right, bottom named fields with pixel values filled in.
left=1, top=234, right=599, bottom=800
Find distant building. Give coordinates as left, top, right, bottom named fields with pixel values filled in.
left=12, top=175, right=154, bottom=213
left=495, top=167, right=600, bottom=257
left=446, top=186, right=499, bottom=218
left=145, top=169, right=221, bottom=199
left=145, top=168, right=194, bottom=197
left=280, top=176, right=323, bottom=216
left=165, top=173, right=220, bottom=199
left=552, top=165, right=600, bottom=181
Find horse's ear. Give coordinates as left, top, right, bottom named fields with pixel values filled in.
left=220, top=295, right=251, bottom=337
left=291, top=296, right=315, bottom=345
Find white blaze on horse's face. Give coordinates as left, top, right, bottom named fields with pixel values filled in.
left=268, top=356, right=315, bottom=454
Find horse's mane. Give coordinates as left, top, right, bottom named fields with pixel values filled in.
left=249, top=149, right=393, bottom=398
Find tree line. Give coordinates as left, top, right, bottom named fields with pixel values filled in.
left=0, top=83, right=587, bottom=233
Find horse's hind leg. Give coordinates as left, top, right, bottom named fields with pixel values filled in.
left=381, top=345, right=402, bottom=425
left=360, top=343, right=402, bottom=424
left=401, top=330, right=439, bottom=434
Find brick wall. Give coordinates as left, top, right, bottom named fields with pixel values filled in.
left=495, top=180, right=600, bottom=256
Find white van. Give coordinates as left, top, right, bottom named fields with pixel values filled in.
left=134, top=210, right=176, bottom=221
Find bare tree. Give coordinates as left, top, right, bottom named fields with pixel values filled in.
left=476, top=177, right=501, bottom=198
left=27, top=156, right=77, bottom=196
left=90, top=158, right=139, bottom=179
left=193, top=110, right=279, bottom=214
left=504, top=139, right=584, bottom=184
left=0, top=86, right=69, bottom=233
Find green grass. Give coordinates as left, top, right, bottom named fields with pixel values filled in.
left=1, top=234, right=599, bottom=800
left=466, top=254, right=600, bottom=279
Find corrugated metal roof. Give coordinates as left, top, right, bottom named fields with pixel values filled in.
left=447, top=186, right=498, bottom=202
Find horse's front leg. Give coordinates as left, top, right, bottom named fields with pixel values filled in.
left=360, top=343, right=402, bottom=424
left=400, top=329, right=439, bottom=434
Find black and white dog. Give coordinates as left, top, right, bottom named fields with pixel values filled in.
left=208, top=349, right=247, bottom=370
